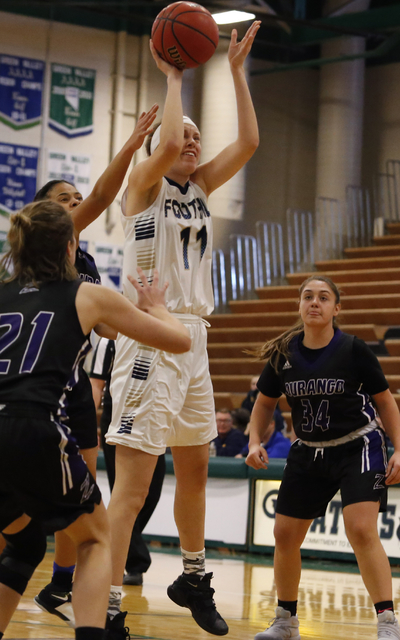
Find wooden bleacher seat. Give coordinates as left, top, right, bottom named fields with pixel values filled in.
left=315, top=255, right=400, bottom=272
left=344, top=245, right=400, bottom=259
left=385, top=340, right=400, bottom=357
left=374, top=235, right=400, bottom=245
left=211, top=228, right=400, bottom=417
left=230, top=293, right=400, bottom=314
left=287, top=268, right=400, bottom=285
left=256, top=281, right=400, bottom=299
left=207, top=325, right=380, bottom=343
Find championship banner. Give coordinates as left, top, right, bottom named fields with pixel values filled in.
left=253, top=479, right=400, bottom=560
left=49, top=64, right=96, bottom=138
left=0, top=55, right=44, bottom=130
left=93, top=243, right=123, bottom=291
left=46, top=150, right=91, bottom=199
left=0, top=143, right=38, bottom=218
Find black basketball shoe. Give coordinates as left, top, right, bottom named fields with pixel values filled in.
left=34, top=582, right=74, bottom=627
left=167, top=572, right=228, bottom=636
left=106, top=611, right=131, bottom=640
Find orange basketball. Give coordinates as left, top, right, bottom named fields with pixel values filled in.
left=151, top=1, right=219, bottom=70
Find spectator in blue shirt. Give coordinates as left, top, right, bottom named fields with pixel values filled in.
left=212, top=408, right=248, bottom=457
left=236, top=410, right=291, bottom=459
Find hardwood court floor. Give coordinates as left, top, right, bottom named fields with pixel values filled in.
left=7, top=544, right=400, bottom=640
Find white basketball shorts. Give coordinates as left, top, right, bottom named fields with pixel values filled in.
left=106, top=315, right=217, bottom=454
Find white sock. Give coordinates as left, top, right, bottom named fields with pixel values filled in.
left=181, top=547, right=206, bottom=576
left=108, top=585, right=122, bottom=619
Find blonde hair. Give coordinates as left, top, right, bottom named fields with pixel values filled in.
left=1, top=200, right=77, bottom=286
left=251, top=275, right=341, bottom=371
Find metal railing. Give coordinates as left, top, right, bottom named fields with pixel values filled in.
left=386, top=159, right=400, bottom=222
left=373, top=172, right=398, bottom=223
left=315, top=197, right=343, bottom=261
left=286, top=209, right=314, bottom=272
left=346, top=185, right=373, bottom=247
left=211, top=160, right=400, bottom=309
left=229, top=234, right=259, bottom=300
left=212, top=248, right=227, bottom=313
left=255, top=221, right=285, bottom=286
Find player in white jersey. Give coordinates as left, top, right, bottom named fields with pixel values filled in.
left=105, top=21, right=260, bottom=638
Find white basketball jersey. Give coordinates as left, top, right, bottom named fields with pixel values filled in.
left=121, top=177, right=214, bottom=316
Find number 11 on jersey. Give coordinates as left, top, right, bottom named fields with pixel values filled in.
left=180, top=226, right=208, bottom=270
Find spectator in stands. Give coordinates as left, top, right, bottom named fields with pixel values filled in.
left=231, top=407, right=251, bottom=434
left=211, top=408, right=248, bottom=457
left=236, top=410, right=291, bottom=459
left=241, top=376, right=259, bottom=413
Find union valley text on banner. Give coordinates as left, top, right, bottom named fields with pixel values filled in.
left=49, top=64, right=96, bottom=138
left=0, top=55, right=44, bottom=130
left=46, top=150, right=91, bottom=199
left=0, top=143, right=38, bottom=219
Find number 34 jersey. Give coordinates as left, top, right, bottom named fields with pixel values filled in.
left=257, top=330, right=389, bottom=442
left=121, top=177, right=214, bottom=316
left=0, top=279, right=89, bottom=410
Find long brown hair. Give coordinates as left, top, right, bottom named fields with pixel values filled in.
left=1, top=200, right=77, bottom=285
left=251, top=275, right=341, bottom=371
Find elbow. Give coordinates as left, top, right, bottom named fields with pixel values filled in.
left=180, top=335, right=192, bottom=353
left=172, top=334, right=192, bottom=354
left=248, top=134, right=259, bottom=156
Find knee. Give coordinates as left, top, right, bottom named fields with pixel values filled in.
left=274, top=522, right=303, bottom=553
left=0, top=520, right=47, bottom=595
left=345, top=521, right=377, bottom=549
left=176, top=472, right=207, bottom=495
left=112, top=487, right=148, bottom=519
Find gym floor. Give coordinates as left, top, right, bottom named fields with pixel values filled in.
left=7, top=543, right=400, bottom=639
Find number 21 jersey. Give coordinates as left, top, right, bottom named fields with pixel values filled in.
left=121, top=177, right=214, bottom=317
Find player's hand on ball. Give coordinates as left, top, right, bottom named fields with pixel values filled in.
left=149, top=39, right=183, bottom=77
left=128, top=267, right=169, bottom=312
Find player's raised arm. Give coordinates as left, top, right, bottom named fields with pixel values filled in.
left=194, top=21, right=260, bottom=196
left=71, top=104, right=159, bottom=234
left=124, top=42, right=185, bottom=216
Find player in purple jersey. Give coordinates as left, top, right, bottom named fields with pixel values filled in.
left=30, top=106, right=158, bottom=624
left=246, top=275, right=400, bottom=640
left=0, top=199, right=190, bottom=640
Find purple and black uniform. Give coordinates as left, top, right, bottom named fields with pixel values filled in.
left=0, top=278, right=101, bottom=532
left=257, top=329, right=390, bottom=519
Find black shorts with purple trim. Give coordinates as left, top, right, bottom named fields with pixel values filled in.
left=276, top=428, right=388, bottom=520
left=0, top=402, right=101, bottom=533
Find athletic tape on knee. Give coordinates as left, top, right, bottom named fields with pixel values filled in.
left=0, top=520, right=47, bottom=595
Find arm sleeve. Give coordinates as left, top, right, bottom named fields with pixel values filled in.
left=90, top=338, right=115, bottom=380
left=353, top=337, right=389, bottom=396
left=257, top=359, right=283, bottom=398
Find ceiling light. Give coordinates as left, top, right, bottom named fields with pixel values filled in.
left=212, top=10, right=256, bottom=25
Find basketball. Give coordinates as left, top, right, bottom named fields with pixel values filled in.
left=151, top=1, right=219, bottom=70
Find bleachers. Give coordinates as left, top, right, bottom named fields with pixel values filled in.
left=209, top=224, right=400, bottom=423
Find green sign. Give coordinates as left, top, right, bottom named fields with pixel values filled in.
left=49, top=64, right=95, bottom=138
